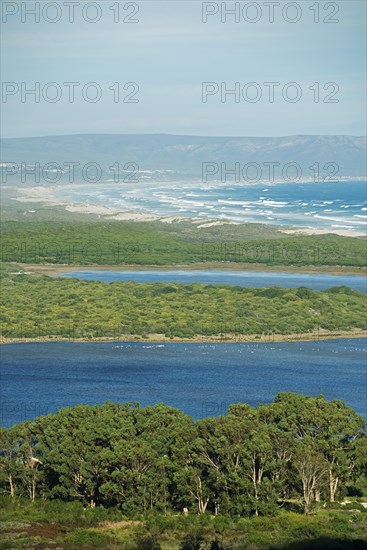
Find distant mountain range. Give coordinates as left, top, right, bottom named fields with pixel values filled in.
left=1, top=134, right=366, bottom=181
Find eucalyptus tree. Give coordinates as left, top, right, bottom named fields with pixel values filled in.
left=264, top=393, right=366, bottom=504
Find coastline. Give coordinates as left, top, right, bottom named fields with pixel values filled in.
left=9, top=184, right=367, bottom=238
left=1, top=329, right=366, bottom=345
left=11, top=185, right=160, bottom=222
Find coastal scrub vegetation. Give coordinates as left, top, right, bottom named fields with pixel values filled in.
left=1, top=394, right=366, bottom=549
left=0, top=275, right=366, bottom=340
left=1, top=219, right=366, bottom=268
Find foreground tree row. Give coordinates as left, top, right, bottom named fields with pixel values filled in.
left=1, top=393, right=366, bottom=517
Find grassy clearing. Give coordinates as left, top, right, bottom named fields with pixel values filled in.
left=1, top=499, right=367, bottom=549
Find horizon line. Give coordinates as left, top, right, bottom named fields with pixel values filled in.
left=1, top=132, right=366, bottom=140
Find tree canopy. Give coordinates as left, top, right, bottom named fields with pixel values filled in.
left=1, top=394, right=366, bottom=517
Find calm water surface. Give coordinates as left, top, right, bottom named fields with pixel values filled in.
left=1, top=339, right=366, bottom=427
left=59, top=270, right=367, bottom=293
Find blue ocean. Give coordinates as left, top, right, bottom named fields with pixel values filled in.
left=57, top=180, right=367, bottom=232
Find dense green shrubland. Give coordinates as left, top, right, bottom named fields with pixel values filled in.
left=1, top=220, right=365, bottom=267
left=1, top=275, right=365, bottom=339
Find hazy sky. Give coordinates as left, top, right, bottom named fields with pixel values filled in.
left=1, top=0, right=366, bottom=137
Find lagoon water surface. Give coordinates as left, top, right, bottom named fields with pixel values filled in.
left=58, top=269, right=367, bottom=293
left=1, top=339, right=366, bottom=427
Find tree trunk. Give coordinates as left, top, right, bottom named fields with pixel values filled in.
left=29, top=477, right=36, bottom=501
left=302, top=479, right=312, bottom=515
left=198, top=495, right=209, bottom=514
left=329, top=471, right=339, bottom=502
left=251, top=455, right=262, bottom=516
left=196, top=476, right=209, bottom=514
left=8, top=475, right=15, bottom=497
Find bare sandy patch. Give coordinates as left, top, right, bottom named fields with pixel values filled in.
left=280, top=228, right=366, bottom=238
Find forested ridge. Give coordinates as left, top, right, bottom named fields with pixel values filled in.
left=1, top=274, right=366, bottom=340
left=1, top=394, right=367, bottom=548
left=1, top=220, right=366, bottom=267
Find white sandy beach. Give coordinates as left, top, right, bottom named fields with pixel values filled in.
left=11, top=184, right=367, bottom=237
left=13, top=185, right=160, bottom=221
